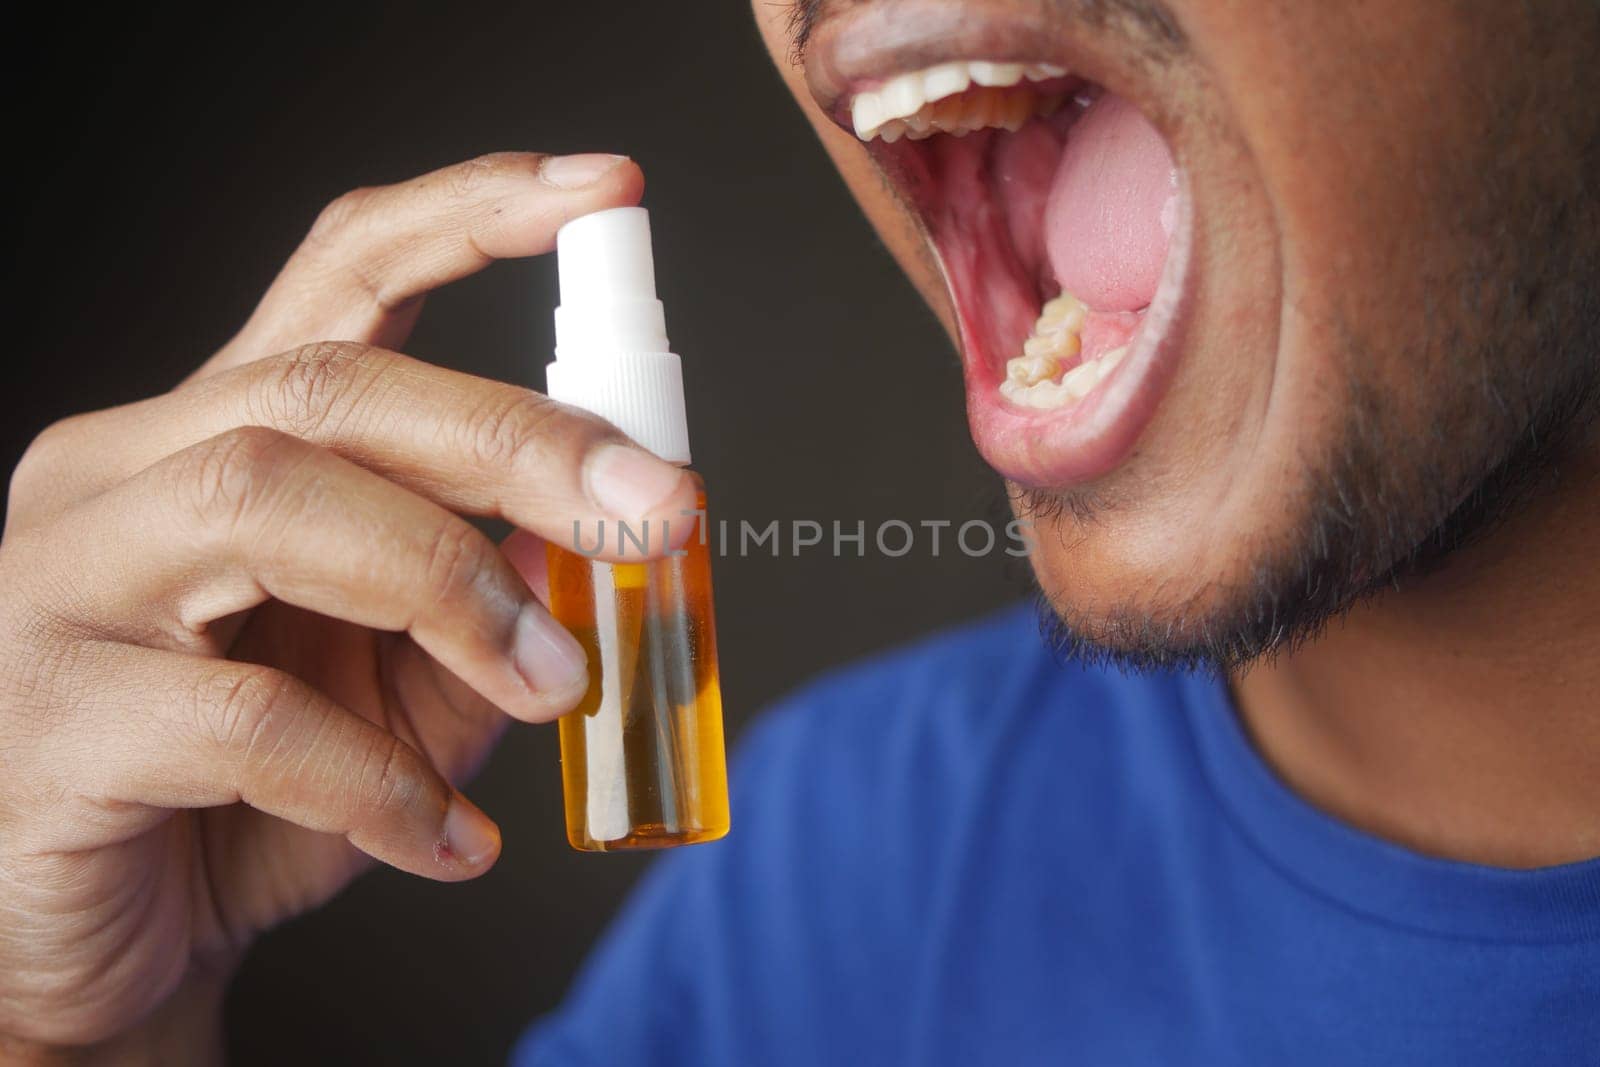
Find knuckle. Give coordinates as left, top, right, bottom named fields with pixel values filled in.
left=0, top=630, right=96, bottom=765
left=442, top=152, right=531, bottom=199
left=251, top=342, right=383, bottom=438
left=197, top=665, right=298, bottom=758
left=7, top=415, right=84, bottom=519
left=307, top=186, right=376, bottom=246
left=421, top=520, right=494, bottom=610
left=13, top=417, right=73, bottom=482
left=0, top=498, right=116, bottom=652
left=294, top=191, right=398, bottom=312
left=463, top=389, right=564, bottom=472
left=360, top=735, right=427, bottom=821
left=168, top=426, right=297, bottom=541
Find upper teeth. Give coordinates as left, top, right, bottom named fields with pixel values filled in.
left=851, top=59, right=1067, bottom=141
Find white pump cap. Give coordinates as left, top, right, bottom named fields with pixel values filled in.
left=547, top=207, right=690, bottom=464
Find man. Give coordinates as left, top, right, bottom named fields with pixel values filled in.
left=1, top=0, right=1596, bottom=1063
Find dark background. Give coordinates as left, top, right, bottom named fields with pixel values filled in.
left=8, top=3, right=1024, bottom=1062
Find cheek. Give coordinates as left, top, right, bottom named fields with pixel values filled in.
left=1188, top=0, right=1506, bottom=373
left=1010, top=6, right=1426, bottom=615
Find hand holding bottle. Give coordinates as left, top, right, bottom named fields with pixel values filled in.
left=0, top=152, right=697, bottom=1060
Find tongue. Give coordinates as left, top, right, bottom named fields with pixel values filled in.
left=1043, top=93, right=1177, bottom=314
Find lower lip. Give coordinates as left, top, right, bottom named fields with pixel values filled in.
left=944, top=167, right=1196, bottom=490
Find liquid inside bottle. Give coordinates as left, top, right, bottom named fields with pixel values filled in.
left=547, top=480, right=729, bottom=851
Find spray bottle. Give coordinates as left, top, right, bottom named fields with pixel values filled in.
left=543, top=207, right=730, bottom=851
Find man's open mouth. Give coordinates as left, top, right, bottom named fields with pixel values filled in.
left=805, top=8, right=1194, bottom=488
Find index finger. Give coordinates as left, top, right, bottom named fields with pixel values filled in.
left=200, top=151, right=645, bottom=376
left=25, top=344, right=699, bottom=561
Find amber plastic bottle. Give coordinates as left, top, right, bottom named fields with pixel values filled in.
left=543, top=207, right=729, bottom=851
left=546, top=477, right=728, bottom=850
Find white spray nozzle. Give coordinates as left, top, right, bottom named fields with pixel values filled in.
left=547, top=207, right=690, bottom=464
left=554, top=206, right=671, bottom=356
left=558, top=207, right=657, bottom=305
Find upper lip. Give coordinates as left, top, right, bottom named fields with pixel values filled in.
left=802, top=0, right=1129, bottom=129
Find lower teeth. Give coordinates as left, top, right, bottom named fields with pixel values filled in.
left=998, top=291, right=1126, bottom=410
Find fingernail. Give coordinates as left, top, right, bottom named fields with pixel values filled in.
left=539, top=153, right=628, bottom=189
left=585, top=443, right=688, bottom=519
left=442, top=796, right=501, bottom=868
left=513, top=605, right=589, bottom=694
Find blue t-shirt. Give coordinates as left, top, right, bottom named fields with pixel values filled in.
left=516, top=605, right=1600, bottom=1065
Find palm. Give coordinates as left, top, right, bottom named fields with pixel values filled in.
left=78, top=602, right=508, bottom=1017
